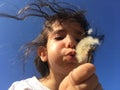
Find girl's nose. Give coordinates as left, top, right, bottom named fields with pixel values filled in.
left=65, top=35, right=77, bottom=48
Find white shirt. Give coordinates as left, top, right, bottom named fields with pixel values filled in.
left=8, top=76, right=50, bottom=90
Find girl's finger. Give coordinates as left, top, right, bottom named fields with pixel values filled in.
left=69, top=63, right=96, bottom=85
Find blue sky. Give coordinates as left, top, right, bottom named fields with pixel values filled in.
left=0, top=0, right=120, bottom=90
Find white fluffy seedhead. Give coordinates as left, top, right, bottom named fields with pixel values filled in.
left=76, top=29, right=100, bottom=64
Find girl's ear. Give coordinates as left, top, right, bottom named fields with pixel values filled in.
left=37, top=46, right=48, bottom=62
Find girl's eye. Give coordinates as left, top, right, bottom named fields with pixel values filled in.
left=54, top=36, right=64, bottom=40
left=75, top=35, right=87, bottom=42
left=75, top=38, right=81, bottom=42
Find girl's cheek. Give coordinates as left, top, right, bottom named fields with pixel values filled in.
left=47, top=41, right=58, bottom=51
left=47, top=38, right=65, bottom=51
left=52, top=43, right=62, bottom=50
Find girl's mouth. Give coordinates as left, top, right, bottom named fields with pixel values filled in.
left=64, top=52, right=77, bottom=62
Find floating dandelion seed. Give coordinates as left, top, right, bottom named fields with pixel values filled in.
left=87, top=28, right=93, bottom=35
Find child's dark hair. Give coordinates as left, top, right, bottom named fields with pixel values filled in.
left=0, top=0, right=90, bottom=77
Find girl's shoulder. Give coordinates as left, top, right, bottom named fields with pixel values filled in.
left=8, top=76, right=50, bottom=90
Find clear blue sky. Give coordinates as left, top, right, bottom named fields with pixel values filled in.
left=0, top=0, right=119, bottom=90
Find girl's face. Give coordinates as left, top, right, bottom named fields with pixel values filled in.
left=45, top=20, right=85, bottom=76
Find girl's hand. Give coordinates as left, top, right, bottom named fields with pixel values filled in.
left=59, top=63, right=103, bottom=90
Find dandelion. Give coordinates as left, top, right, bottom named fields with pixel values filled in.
left=76, top=35, right=99, bottom=64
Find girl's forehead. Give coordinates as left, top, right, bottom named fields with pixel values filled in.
left=51, top=20, right=85, bottom=33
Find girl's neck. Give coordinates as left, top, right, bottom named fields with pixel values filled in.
left=39, top=69, right=66, bottom=90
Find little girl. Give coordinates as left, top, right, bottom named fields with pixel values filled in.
left=3, top=0, right=103, bottom=90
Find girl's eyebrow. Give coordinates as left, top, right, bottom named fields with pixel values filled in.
left=76, top=30, right=82, bottom=34
left=76, top=28, right=85, bottom=33
left=52, top=29, right=65, bottom=34
left=73, top=30, right=84, bottom=36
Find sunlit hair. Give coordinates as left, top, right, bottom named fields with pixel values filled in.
left=0, top=0, right=90, bottom=77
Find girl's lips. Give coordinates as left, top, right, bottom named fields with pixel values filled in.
left=66, top=55, right=75, bottom=59
left=66, top=51, right=76, bottom=56
left=62, top=48, right=77, bottom=62
left=65, top=52, right=77, bottom=61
